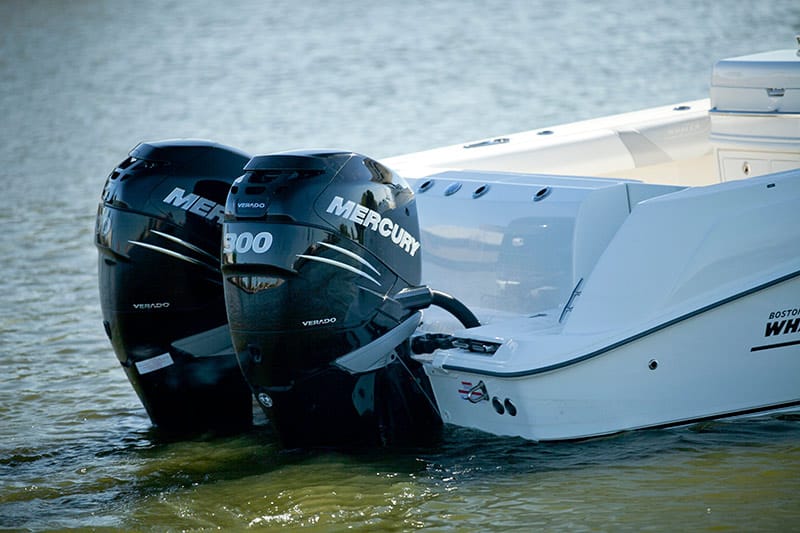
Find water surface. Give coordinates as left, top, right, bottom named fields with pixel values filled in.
left=1, top=1, right=799, bottom=530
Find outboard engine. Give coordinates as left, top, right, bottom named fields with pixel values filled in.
left=95, top=139, right=253, bottom=432
left=222, top=150, right=442, bottom=447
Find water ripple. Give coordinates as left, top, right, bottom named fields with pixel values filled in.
left=2, top=0, right=800, bottom=530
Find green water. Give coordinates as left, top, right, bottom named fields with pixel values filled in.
left=5, top=421, right=800, bottom=530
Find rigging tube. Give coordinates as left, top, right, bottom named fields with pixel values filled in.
left=395, top=286, right=480, bottom=329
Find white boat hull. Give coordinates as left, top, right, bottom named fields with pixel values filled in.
left=393, top=46, right=800, bottom=442
left=425, top=274, right=800, bottom=441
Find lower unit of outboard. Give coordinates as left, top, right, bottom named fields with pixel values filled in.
left=95, top=139, right=253, bottom=432
left=222, top=151, right=441, bottom=447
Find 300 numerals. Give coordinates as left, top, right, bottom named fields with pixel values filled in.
left=223, top=231, right=273, bottom=254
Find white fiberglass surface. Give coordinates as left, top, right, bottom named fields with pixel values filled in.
left=413, top=171, right=636, bottom=326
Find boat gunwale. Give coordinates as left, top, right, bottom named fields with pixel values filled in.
left=439, top=266, right=800, bottom=378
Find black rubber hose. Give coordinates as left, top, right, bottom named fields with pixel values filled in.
left=395, top=286, right=480, bottom=329
left=429, top=289, right=481, bottom=328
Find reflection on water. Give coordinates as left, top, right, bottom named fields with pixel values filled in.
left=1, top=0, right=799, bottom=530
left=4, top=418, right=800, bottom=530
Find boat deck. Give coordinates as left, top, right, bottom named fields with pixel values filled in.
left=385, top=98, right=717, bottom=187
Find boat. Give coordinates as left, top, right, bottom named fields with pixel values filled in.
left=95, top=42, right=800, bottom=444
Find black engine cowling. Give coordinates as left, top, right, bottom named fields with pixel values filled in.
left=95, top=139, right=253, bottom=432
left=222, top=150, right=441, bottom=446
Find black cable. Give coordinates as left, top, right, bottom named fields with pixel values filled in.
left=429, top=290, right=480, bottom=328
left=395, top=286, right=480, bottom=329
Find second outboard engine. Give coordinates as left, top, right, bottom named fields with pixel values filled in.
left=95, top=139, right=253, bottom=432
left=222, top=151, right=442, bottom=447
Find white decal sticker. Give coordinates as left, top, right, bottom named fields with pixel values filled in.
left=132, top=302, right=170, bottom=310
left=223, top=231, right=273, bottom=254
left=302, top=317, right=337, bottom=327
left=135, top=353, right=174, bottom=375
left=162, top=187, right=225, bottom=224
left=325, top=196, right=421, bottom=256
